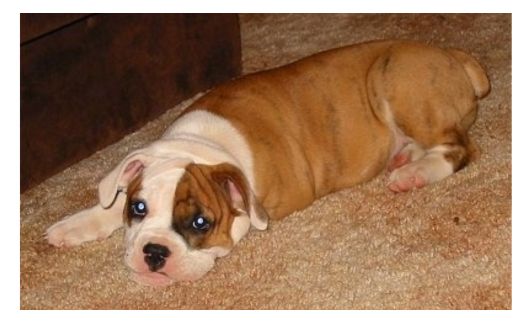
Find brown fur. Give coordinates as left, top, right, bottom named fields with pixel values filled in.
left=185, top=40, right=489, bottom=220
left=188, top=42, right=394, bottom=219
left=124, top=174, right=143, bottom=226
left=172, top=163, right=249, bottom=249
left=367, top=42, right=487, bottom=171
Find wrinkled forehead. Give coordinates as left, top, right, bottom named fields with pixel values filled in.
left=172, top=164, right=236, bottom=249
left=125, top=162, right=187, bottom=211
left=173, top=164, right=232, bottom=214
left=125, top=165, right=187, bottom=221
left=126, top=162, right=217, bottom=198
left=140, top=161, right=188, bottom=187
left=126, top=161, right=232, bottom=217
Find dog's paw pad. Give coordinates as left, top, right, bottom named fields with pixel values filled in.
left=388, top=175, right=426, bottom=192
left=388, top=164, right=427, bottom=192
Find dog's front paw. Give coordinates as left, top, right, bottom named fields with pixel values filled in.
left=46, top=218, right=89, bottom=247
left=45, top=208, right=115, bottom=247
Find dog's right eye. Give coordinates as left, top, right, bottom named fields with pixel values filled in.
left=130, top=200, right=148, bottom=219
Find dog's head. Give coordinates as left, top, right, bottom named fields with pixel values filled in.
left=98, top=148, right=269, bottom=286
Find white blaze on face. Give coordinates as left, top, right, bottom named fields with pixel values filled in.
left=124, top=167, right=183, bottom=278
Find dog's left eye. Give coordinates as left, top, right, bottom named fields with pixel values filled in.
left=130, top=200, right=148, bottom=219
left=191, top=214, right=210, bottom=232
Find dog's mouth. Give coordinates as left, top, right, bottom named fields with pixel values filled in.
left=131, top=271, right=174, bottom=287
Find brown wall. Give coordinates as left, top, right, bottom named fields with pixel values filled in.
left=21, top=14, right=242, bottom=191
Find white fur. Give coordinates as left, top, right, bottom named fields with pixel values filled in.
left=163, top=110, right=256, bottom=192
left=134, top=168, right=184, bottom=230
left=46, top=192, right=126, bottom=247
left=400, top=142, right=426, bottom=162
left=380, top=99, right=454, bottom=191
left=380, top=99, right=412, bottom=159
left=419, top=145, right=455, bottom=182
left=389, top=145, right=454, bottom=188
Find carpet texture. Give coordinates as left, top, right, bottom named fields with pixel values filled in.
left=20, top=13, right=511, bottom=309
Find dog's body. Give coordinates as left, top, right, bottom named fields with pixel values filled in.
left=46, top=40, right=489, bottom=286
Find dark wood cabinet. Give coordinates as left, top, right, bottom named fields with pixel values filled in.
left=21, top=14, right=242, bottom=191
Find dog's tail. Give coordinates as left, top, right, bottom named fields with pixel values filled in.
left=447, top=48, right=491, bottom=99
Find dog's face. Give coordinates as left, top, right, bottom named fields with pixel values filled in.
left=98, top=151, right=268, bottom=286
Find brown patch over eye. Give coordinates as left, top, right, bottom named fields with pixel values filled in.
left=172, top=164, right=240, bottom=250
left=124, top=174, right=143, bottom=226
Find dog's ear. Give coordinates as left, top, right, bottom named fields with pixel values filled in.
left=98, top=148, right=193, bottom=208
left=98, top=139, right=196, bottom=208
left=209, top=163, right=269, bottom=230
left=98, top=151, right=154, bottom=208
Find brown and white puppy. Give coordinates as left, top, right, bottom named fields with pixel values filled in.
left=46, top=40, right=490, bottom=286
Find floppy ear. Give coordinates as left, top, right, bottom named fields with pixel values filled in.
left=98, top=152, right=154, bottom=208
left=211, top=163, right=269, bottom=230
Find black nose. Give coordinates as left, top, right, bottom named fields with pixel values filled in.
left=143, top=243, right=171, bottom=272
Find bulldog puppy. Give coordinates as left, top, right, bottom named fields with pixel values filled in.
left=46, top=40, right=490, bottom=286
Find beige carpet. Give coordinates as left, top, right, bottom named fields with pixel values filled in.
left=20, top=14, right=511, bottom=309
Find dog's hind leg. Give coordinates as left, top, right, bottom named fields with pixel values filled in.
left=379, top=98, right=475, bottom=192
left=367, top=42, right=489, bottom=192
left=46, top=193, right=125, bottom=247
left=382, top=96, right=479, bottom=193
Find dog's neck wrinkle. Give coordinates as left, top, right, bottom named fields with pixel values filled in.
left=163, top=135, right=242, bottom=169
left=163, top=121, right=233, bottom=155
left=168, top=133, right=225, bottom=152
left=161, top=110, right=256, bottom=194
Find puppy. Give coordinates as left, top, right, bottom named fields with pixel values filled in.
left=46, top=40, right=490, bottom=286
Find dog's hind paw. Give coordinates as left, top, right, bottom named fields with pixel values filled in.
left=387, top=145, right=455, bottom=193
left=388, top=166, right=427, bottom=192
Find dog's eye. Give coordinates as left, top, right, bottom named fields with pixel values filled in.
left=130, top=200, right=148, bottom=219
left=191, top=214, right=210, bottom=232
